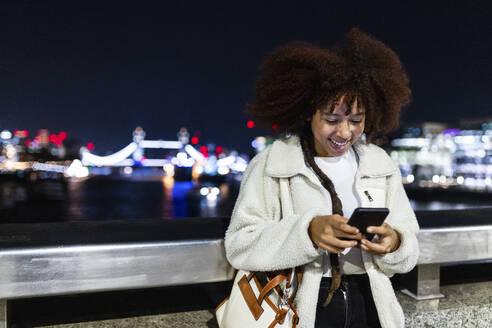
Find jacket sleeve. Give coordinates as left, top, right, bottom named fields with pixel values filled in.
left=224, top=151, right=324, bottom=272
left=373, top=169, right=420, bottom=277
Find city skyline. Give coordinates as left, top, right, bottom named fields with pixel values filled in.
left=1, top=2, right=491, bottom=154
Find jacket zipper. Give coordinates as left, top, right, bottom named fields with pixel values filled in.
left=364, top=190, right=373, bottom=202
left=341, top=279, right=349, bottom=328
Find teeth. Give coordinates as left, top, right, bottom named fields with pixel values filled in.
left=330, top=139, right=348, bottom=147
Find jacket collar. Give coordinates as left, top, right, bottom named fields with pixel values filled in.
left=264, top=135, right=397, bottom=179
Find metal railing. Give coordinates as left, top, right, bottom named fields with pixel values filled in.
left=0, top=238, right=234, bottom=328
left=0, top=240, right=233, bottom=300
left=401, top=224, right=492, bottom=300
left=0, top=214, right=491, bottom=326
left=1, top=226, right=490, bottom=300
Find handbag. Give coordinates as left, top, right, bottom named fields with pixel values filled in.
left=216, top=267, right=302, bottom=328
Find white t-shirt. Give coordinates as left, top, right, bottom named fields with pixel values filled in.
left=314, top=146, right=366, bottom=276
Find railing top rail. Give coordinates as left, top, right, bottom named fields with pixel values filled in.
left=418, top=225, right=492, bottom=233
left=0, top=239, right=221, bottom=256
left=417, top=225, right=492, bottom=265
left=0, top=239, right=233, bottom=300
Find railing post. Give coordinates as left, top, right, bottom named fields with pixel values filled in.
left=0, top=299, right=6, bottom=328
left=401, top=264, right=445, bottom=300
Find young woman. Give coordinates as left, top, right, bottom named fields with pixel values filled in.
left=224, top=28, right=419, bottom=328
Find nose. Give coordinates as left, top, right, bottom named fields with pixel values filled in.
left=336, top=121, right=352, bottom=140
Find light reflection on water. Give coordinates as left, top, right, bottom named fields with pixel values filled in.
left=0, top=176, right=491, bottom=223
left=0, top=176, right=240, bottom=223
left=65, top=176, right=239, bottom=221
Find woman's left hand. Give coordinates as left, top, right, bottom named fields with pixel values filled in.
left=359, top=223, right=401, bottom=255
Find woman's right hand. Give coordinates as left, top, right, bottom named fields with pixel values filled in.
left=308, top=214, right=363, bottom=254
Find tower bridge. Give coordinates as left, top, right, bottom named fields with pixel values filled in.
left=80, top=127, right=248, bottom=175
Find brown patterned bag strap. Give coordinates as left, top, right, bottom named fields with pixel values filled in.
left=257, top=271, right=289, bottom=305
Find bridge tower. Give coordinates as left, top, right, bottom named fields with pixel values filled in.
left=132, top=126, right=146, bottom=162
left=177, top=127, right=190, bottom=147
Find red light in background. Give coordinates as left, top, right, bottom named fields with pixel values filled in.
left=272, top=124, right=278, bottom=130
left=86, top=142, right=95, bottom=151
left=14, top=129, right=28, bottom=138
left=49, top=134, right=63, bottom=146
left=25, top=139, right=32, bottom=147
left=247, top=120, right=255, bottom=128
left=199, top=146, right=209, bottom=158
left=216, top=146, right=223, bottom=154
left=59, top=132, right=67, bottom=140
left=191, top=137, right=199, bottom=144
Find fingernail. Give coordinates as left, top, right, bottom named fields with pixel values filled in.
left=367, top=227, right=374, bottom=233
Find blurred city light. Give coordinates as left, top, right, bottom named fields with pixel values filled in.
left=1, top=130, right=12, bottom=139
left=140, top=140, right=182, bottom=149
left=218, top=166, right=230, bottom=175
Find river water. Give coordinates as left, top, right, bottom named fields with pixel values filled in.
left=0, top=175, right=491, bottom=224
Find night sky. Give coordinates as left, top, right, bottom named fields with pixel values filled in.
left=1, top=1, right=491, bottom=154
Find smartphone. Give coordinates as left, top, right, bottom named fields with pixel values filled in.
left=347, top=207, right=389, bottom=241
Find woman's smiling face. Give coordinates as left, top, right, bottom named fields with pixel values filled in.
left=310, top=97, right=365, bottom=157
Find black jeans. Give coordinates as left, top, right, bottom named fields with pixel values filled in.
left=315, top=274, right=381, bottom=328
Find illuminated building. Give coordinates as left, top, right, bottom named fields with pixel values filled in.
left=390, top=118, right=492, bottom=192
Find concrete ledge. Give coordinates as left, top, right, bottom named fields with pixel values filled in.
left=398, top=281, right=492, bottom=327
left=39, top=310, right=218, bottom=328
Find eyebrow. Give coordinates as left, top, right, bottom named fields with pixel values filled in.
left=323, top=111, right=365, bottom=116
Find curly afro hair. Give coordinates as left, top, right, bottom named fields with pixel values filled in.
left=247, top=28, right=411, bottom=144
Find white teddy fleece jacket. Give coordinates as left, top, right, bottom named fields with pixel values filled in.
left=225, top=136, right=420, bottom=328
